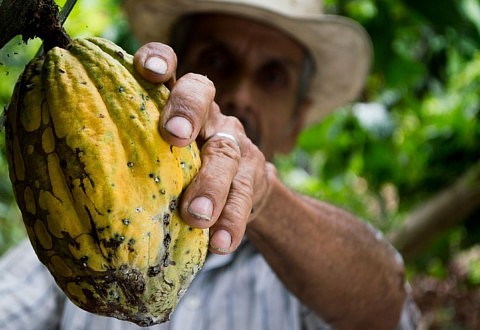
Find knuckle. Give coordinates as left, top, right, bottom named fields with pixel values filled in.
left=182, top=73, right=216, bottom=92
left=233, top=172, right=255, bottom=197
left=206, top=140, right=241, bottom=162
left=144, top=42, right=175, bottom=57
left=219, top=206, right=248, bottom=236
left=171, top=75, right=216, bottom=114
left=224, top=115, right=245, bottom=133
left=229, top=180, right=254, bottom=217
left=243, top=140, right=262, bottom=159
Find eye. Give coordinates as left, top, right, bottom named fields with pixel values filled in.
left=196, top=45, right=233, bottom=79
left=258, top=62, right=290, bottom=90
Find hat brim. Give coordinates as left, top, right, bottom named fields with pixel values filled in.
left=123, top=0, right=372, bottom=126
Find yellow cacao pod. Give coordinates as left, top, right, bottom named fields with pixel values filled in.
left=5, top=37, right=208, bottom=326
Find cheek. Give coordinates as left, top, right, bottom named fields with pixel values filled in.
left=260, top=112, right=296, bottom=154
left=265, top=101, right=297, bottom=135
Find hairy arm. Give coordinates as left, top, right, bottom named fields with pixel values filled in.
left=247, top=171, right=407, bottom=329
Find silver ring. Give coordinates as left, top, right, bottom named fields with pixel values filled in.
left=208, top=132, right=241, bottom=150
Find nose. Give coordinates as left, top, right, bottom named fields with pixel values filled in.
left=216, top=78, right=261, bottom=145
left=217, top=77, right=254, bottom=116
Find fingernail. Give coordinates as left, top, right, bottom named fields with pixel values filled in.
left=144, top=57, right=167, bottom=75
left=165, top=116, right=193, bottom=139
left=188, top=196, right=213, bottom=221
left=210, top=230, right=232, bottom=253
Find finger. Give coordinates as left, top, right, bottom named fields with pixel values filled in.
left=160, top=73, right=216, bottom=147
left=133, top=42, right=177, bottom=84
left=208, top=141, right=267, bottom=254
left=182, top=118, right=265, bottom=254
left=180, top=129, right=242, bottom=227
left=209, top=158, right=257, bottom=254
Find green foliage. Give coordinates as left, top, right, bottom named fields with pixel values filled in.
left=278, top=0, right=480, bottom=271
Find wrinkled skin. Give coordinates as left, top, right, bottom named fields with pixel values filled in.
left=133, top=14, right=408, bottom=330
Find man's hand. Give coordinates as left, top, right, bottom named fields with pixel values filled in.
left=133, top=42, right=273, bottom=254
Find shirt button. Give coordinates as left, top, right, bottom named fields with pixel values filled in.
left=184, top=296, right=201, bottom=310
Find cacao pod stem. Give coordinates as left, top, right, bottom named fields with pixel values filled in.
left=0, top=0, right=72, bottom=51
left=26, top=0, right=72, bottom=52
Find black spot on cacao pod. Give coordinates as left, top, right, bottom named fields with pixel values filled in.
left=148, top=264, right=161, bottom=277
left=102, top=234, right=124, bottom=250
left=108, top=289, right=120, bottom=302
left=162, top=252, right=170, bottom=267
left=163, top=213, right=170, bottom=226
left=117, top=265, right=146, bottom=293
left=163, top=233, right=171, bottom=248
left=169, top=199, right=177, bottom=212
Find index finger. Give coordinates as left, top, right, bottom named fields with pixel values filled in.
left=133, top=42, right=177, bottom=84
left=160, top=73, right=216, bottom=147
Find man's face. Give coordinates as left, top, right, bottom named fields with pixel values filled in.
left=177, top=14, right=310, bottom=160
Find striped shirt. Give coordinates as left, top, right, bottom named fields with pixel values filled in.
left=0, top=239, right=419, bottom=330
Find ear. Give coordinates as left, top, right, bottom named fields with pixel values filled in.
left=277, top=98, right=312, bottom=154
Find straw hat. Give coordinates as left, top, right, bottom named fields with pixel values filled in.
left=123, top=0, right=372, bottom=126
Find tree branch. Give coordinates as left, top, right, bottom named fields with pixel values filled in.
left=0, top=0, right=70, bottom=51
left=0, top=0, right=39, bottom=48
left=388, top=160, right=480, bottom=261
